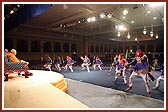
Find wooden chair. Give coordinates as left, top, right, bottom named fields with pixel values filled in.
left=4, top=54, right=29, bottom=81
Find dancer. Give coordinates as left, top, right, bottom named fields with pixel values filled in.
left=113, top=54, right=128, bottom=84
left=125, top=49, right=151, bottom=97
left=64, top=56, right=74, bottom=72
left=55, top=56, right=62, bottom=71
left=92, top=56, right=96, bottom=66
left=93, top=56, right=103, bottom=71
left=153, top=63, right=164, bottom=90
left=43, top=55, right=52, bottom=71
left=153, top=58, right=159, bottom=68
left=80, top=55, right=91, bottom=72
left=109, top=54, right=118, bottom=71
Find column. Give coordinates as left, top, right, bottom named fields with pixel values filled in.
left=82, top=38, right=88, bottom=55
left=41, top=40, right=43, bottom=53
left=28, top=40, right=31, bottom=52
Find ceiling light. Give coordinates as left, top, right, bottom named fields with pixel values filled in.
left=162, top=18, right=164, bottom=22
left=10, top=10, right=14, bottom=14
left=60, top=24, right=63, bottom=27
left=123, top=16, right=126, bottom=19
left=99, top=14, right=105, bottom=18
left=123, top=9, right=128, bottom=15
left=147, top=11, right=151, bottom=14
left=124, top=28, right=128, bottom=31
left=78, top=21, right=81, bottom=23
left=117, top=31, right=121, bottom=37
left=87, top=18, right=91, bottom=22
left=91, top=17, right=96, bottom=22
left=131, top=21, right=134, bottom=24
left=143, top=26, right=147, bottom=35
left=155, top=34, right=159, bottom=39
left=150, top=24, right=154, bottom=37
left=150, top=31, right=154, bottom=37
left=127, top=32, right=130, bottom=39
left=118, top=25, right=125, bottom=30
left=153, top=17, right=157, bottom=20
left=135, top=38, right=137, bottom=41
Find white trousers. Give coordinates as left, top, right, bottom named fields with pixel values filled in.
left=114, top=68, right=127, bottom=84
left=128, top=71, right=151, bottom=93
left=81, top=63, right=90, bottom=72
left=55, top=64, right=61, bottom=71
left=65, top=64, right=73, bottom=72
left=44, top=64, right=52, bottom=71
left=93, top=64, right=102, bottom=70
left=155, top=75, right=164, bottom=87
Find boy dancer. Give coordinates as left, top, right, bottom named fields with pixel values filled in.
left=81, top=55, right=91, bottom=72
left=125, top=49, right=151, bottom=97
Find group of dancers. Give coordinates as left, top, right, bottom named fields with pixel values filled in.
left=43, top=49, right=164, bottom=97
left=44, top=55, right=103, bottom=73
left=110, top=49, right=164, bottom=97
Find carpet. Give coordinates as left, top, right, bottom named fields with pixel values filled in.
left=54, top=66, right=164, bottom=100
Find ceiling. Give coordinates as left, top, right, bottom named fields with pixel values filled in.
left=4, top=3, right=164, bottom=42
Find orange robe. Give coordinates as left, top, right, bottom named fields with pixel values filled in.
left=7, top=53, right=21, bottom=62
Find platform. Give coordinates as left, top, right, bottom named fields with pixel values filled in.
left=3, top=70, right=89, bottom=108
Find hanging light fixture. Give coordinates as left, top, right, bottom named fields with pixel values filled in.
left=127, top=32, right=130, bottom=39
left=117, top=31, right=121, bottom=37
left=142, top=12, right=147, bottom=35
left=150, top=31, right=154, bottom=37
left=150, top=24, right=154, bottom=37
left=155, top=34, right=159, bottom=39
left=123, top=9, right=128, bottom=15
left=143, top=26, right=147, bottom=35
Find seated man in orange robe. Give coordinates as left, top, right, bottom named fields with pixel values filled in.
left=7, top=49, right=32, bottom=76
left=7, top=49, right=29, bottom=65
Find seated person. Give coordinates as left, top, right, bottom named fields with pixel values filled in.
left=6, top=49, right=32, bottom=76
left=7, top=49, right=29, bottom=65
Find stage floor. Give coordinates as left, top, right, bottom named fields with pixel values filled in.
left=54, top=66, right=164, bottom=101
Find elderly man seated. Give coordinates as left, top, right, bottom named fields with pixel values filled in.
left=6, top=49, right=32, bottom=76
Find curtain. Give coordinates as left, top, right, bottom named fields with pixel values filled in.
left=5, top=4, right=54, bottom=32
